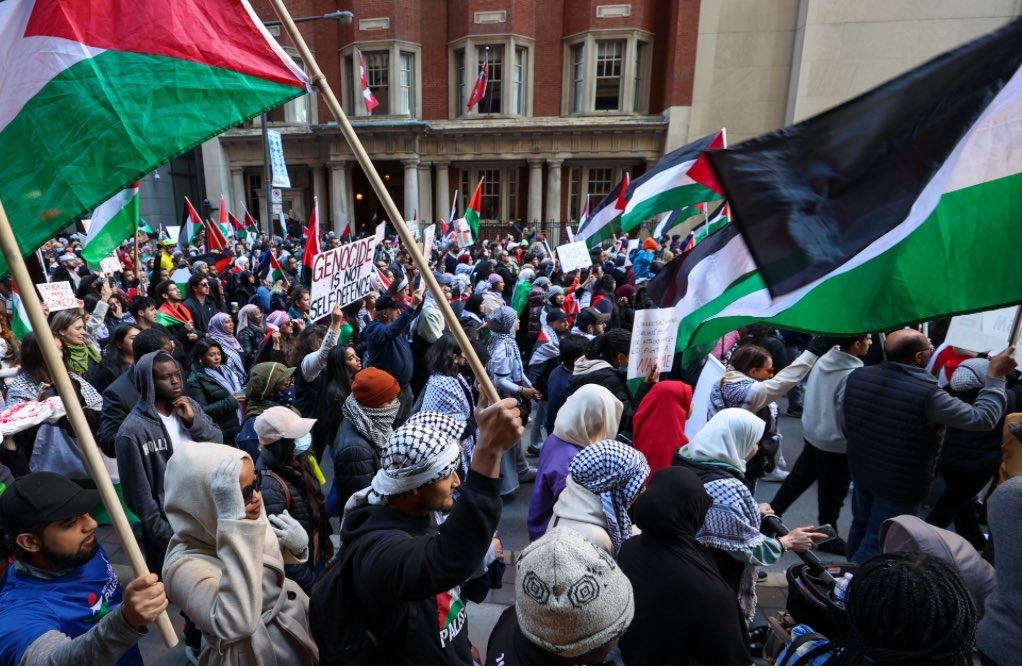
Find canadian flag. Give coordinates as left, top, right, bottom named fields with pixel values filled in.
left=357, top=49, right=379, bottom=113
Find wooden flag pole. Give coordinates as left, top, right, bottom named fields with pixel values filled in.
left=0, top=199, right=179, bottom=648
left=270, top=0, right=500, bottom=402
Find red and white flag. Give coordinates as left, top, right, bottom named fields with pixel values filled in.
left=218, top=194, right=228, bottom=226
left=357, top=48, right=379, bottom=113
left=301, top=196, right=320, bottom=269
left=466, top=53, right=489, bottom=111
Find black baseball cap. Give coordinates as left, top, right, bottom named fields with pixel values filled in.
left=0, top=472, right=99, bottom=533
left=547, top=308, right=568, bottom=323
left=375, top=294, right=402, bottom=310
left=576, top=307, right=610, bottom=330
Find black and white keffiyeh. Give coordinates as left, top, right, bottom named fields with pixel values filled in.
left=342, top=392, right=399, bottom=453
left=487, top=306, right=525, bottom=386
left=346, top=416, right=462, bottom=508
left=568, top=440, right=650, bottom=555
left=696, top=476, right=765, bottom=552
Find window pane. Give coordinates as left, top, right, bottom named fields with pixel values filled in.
left=568, top=167, right=582, bottom=220
left=365, top=51, right=390, bottom=114
left=477, top=45, right=503, bottom=114
left=507, top=168, right=520, bottom=221
left=399, top=52, right=414, bottom=115
left=588, top=168, right=613, bottom=201
left=571, top=44, right=585, bottom=113
left=480, top=169, right=501, bottom=219
left=633, top=41, right=645, bottom=112
left=349, top=53, right=359, bottom=114
left=455, top=49, right=466, bottom=116
left=595, top=40, right=623, bottom=111
left=512, top=47, right=526, bottom=115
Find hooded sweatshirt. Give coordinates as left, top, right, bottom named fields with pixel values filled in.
left=114, top=352, right=223, bottom=547
left=802, top=348, right=863, bottom=453
left=569, top=357, right=651, bottom=437
left=977, top=477, right=1022, bottom=665
left=163, top=443, right=317, bottom=665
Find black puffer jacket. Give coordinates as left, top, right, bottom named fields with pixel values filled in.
left=238, top=326, right=264, bottom=365
left=332, top=418, right=380, bottom=509
left=256, top=448, right=318, bottom=594
left=185, top=369, right=241, bottom=446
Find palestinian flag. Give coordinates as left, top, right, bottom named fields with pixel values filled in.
left=268, top=253, right=286, bottom=284
left=10, top=282, right=31, bottom=341
left=205, top=219, right=228, bottom=252
left=692, top=202, right=730, bottom=245
left=139, top=217, right=154, bottom=235
left=155, top=306, right=189, bottom=328
left=575, top=173, right=629, bottom=247
left=171, top=267, right=191, bottom=297
left=619, top=130, right=725, bottom=232
left=241, top=209, right=260, bottom=239
left=81, top=182, right=139, bottom=268
left=179, top=197, right=204, bottom=248
left=650, top=17, right=1022, bottom=363
left=302, top=196, right=320, bottom=269
left=228, top=211, right=246, bottom=237
left=464, top=177, right=484, bottom=240
left=0, top=0, right=311, bottom=279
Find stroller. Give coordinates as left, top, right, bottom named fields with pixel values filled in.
left=757, top=515, right=857, bottom=663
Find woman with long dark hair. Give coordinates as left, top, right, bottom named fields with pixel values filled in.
left=186, top=339, right=243, bottom=446
left=236, top=304, right=264, bottom=364
left=310, top=344, right=360, bottom=460
left=417, top=333, right=478, bottom=472
left=88, top=323, right=139, bottom=394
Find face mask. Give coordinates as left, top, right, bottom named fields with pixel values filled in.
left=294, top=433, right=312, bottom=455
left=271, top=383, right=296, bottom=406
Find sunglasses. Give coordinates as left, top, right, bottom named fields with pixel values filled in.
left=241, top=470, right=262, bottom=503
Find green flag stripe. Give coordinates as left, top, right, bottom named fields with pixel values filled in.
left=82, top=196, right=139, bottom=266
left=620, top=183, right=717, bottom=232
left=0, top=50, right=304, bottom=278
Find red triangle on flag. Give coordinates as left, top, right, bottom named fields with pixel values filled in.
left=205, top=220, right=228, bottom=251
left=301, top=197, right=320, bottom=268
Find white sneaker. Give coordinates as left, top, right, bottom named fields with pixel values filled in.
left=761, top=469, right=790, bottom=482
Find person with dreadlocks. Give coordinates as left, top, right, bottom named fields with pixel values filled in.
left=326, top=397, right=523, bottom=664
left=776, top=552, right=978, bottom=666
left=486, top=306, right=539, bottom=494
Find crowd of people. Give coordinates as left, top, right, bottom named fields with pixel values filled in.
left=0, top=222, right=1019, bottom=665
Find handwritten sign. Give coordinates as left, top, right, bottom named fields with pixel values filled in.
left=309, top=236, right=376, bottom=319
left=944, top=306, right=1022, bottom=364
left=36, top=281, right=78, bottom=312
left=555, top=240, right=592, bottom=274
left=421, top=224, right=435, bottom=259
left=627, top=307, right=680, bottom=389
left=99, top=256, right=121, bottom=275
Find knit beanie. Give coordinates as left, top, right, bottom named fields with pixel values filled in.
left=642, top=237, right=658, bottom=251
left=488, top=273, right=504, bottom=286
left=515, top=527, right=635, bottom=658
left=949, top=357, right=989, bottom=392
left=546, top=286, right=564, bottom=302
left=351, top=368, right=400, bottom=408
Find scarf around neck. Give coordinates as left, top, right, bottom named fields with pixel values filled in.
left=342, top=393, right=398, bottom=453
left=66, top=342, right=100, bottom=376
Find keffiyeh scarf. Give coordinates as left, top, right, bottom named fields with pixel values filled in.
left=568, top=440, right=650, bottom=555
left=487, top=306, right=524, bottom=384
left=342, top=393, right=399, bottom=453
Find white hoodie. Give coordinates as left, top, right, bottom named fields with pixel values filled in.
left=803, top=348, right=863, bottom=453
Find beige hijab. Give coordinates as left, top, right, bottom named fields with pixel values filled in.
left=553, top=385, right=623, bottom=446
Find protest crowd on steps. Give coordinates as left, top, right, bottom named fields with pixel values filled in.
left=0, top=219, right=1018, bottom=667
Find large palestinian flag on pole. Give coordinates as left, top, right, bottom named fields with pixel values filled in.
left=648, top=17, right=1022, bottom=363
left=0, top=0, right=311, bottom=277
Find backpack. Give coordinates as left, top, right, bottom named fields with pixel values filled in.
left=309, top=532, right=415, bottom=665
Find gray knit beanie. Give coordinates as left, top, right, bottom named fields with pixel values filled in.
left=515, top=527, right=634, bottom=658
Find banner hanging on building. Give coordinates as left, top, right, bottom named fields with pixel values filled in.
left=266, top=129, right=291, bottom=189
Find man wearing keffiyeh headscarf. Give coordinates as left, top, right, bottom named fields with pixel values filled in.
left=334, top=397, right=523, bottom=665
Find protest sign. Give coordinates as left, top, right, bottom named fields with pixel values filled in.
left=99, top=256, right=121, bottom=275
left=626, top=307, right=680, bottom=394
left=556, top=240, right=592, bottom=274
left=686, top=355, right=726, bottom=438
left=421, top=224, right=435, bottom=259
left=375, top=222, right=386, bottom=246
left=309, top=236, right=376, bottom=319
left=453, top=218, right=473, bottom=246
left=624, top=238, right=639, bottom=267
left=565, top=225, right=574, bottom=242
left=36, top=281, right=78, bottom=312
left=944, top=306, right=1022, bottom=363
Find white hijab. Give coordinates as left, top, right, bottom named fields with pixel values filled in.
left=553, top=384, right=623, bottom=446
left=680, top=408, right=765, bottom=474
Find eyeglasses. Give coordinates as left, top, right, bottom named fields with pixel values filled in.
left=198, top=282, right=209, bottom=287
left=241, top=470, right=262, bottom=503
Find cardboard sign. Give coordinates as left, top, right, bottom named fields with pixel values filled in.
left=309, top=236, right=377, bottom=319
left=421, top=224, right=435, bottom=259
left=99, top=256, right=121, bottom=275
left=686, top=355, right=726, bottom=438
left=556, top=240, right=592, bottom=274
left=944, top=306, right=1022, bottom=363
left=36, top=281, right=78, bottom=312
left=627, top=307, right=680, bottom=387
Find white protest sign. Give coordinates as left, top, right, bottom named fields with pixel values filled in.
left=309, top=236, right=377, bottom=319
left=556, top=240, right=592, bottom=274
left=624, top=238, right=639, bottom=267
left=627, top=307, right=680, bottom=387
left=374, top=222, right=386, bottom=246
left=99, top=255, right=121, bottom=275
left=421, top=224, right=435, bottom=258
left=266, top=130, right=291, bottom=188
left=453, top=218, right=473, bottom=246
left=565, top=225, right=574, bottom=242
left=944, top=306, right=1022, bottom=363
left=686, top=355, right=726, bottom=438
left=36, top=281, right=78, bottom=312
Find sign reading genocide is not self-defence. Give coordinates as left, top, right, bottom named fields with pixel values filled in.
left=309, top=236, right=376, bottom=320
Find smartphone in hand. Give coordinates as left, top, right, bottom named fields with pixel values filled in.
left=810, top=524, right=838, bottom=545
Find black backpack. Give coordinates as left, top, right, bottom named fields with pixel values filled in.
left=309, top=532, right=415, bottom=665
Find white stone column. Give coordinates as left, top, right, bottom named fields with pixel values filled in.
left=527, top=159, right=544, bottom=223
left=312, top=164, right=328, bottom=226
left=329, top=161, right=353, bottom=236
left=230, top=168, right=246, bottom=218
left=417, top=162, right=432, bottom=224
left=434, top=161, right=451, bottom=222
left=545, top=159, right=563, bottom=223
left=402, top=159, right=420, bottom=221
